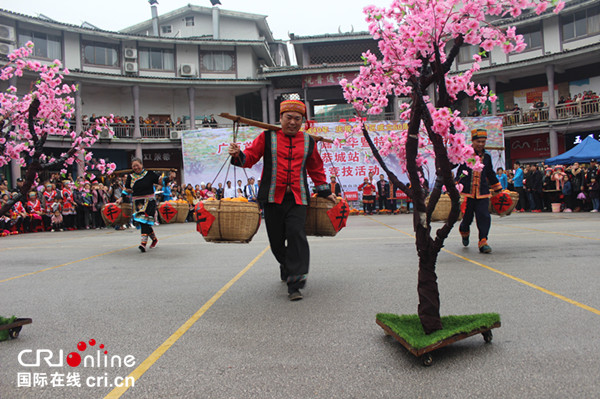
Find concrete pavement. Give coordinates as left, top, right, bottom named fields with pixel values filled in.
left=1, top=212, right=599, bottom=398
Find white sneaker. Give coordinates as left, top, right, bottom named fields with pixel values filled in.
left=591, top=209, right=598, bottom=212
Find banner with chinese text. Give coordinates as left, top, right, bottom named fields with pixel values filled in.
left=181, top=117, right=504, bottom=195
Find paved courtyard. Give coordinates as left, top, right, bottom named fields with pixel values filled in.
left=1, top=212, right=599, bottom=398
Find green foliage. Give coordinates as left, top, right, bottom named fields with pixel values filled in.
left=377, top=313, right=500, bottom=349
left=0, top=316, right=17, bottom=342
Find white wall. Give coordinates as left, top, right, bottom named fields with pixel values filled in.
left=63, top=32, right=81, bottom=70
left=563, top=34, right=600, bottom=51
left=80, top=85, right=133, bottom=117
left=569, top=75, right=600, bottom=96
left=236, top=46, right=256, bottom=79
left=542, top=15, right=561, bottom=54
left=508, top=48, right=544, bottom=63
left=221, top=18, right=260, bottom=40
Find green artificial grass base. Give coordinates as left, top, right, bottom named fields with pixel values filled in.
left=376, top=313, right=501, bottom=350
left=0, top=316, right=17, bottom=342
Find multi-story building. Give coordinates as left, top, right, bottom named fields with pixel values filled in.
left=0, top=4, right=288, bottom=180
left=263, top=0, right=600, bottom=166
left=1, top=1, right=598, bottom=183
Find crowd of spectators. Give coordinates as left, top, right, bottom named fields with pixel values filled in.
left=0, top=171, right=133, bottom=235
left=499, top=159, right=599, bottom=213
left=3, top=158, right=596, bottom=236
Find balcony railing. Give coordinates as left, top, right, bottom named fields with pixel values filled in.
left=499, top=98, right=600, bottom=127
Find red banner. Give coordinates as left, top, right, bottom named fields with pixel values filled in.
left=344, top=191, right=359, bottom=201
left=510, top=133, right=551, bottom=159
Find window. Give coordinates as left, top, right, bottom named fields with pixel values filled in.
left=457, top=45, right=488, bottom=64
left=17, top=30, right=61, bottom=60
left=517, top=24, right=542, bottom=49
left=82, top=41, right=119, bottom=67
left=561, top=5, right=600, bottom=40
left=161, top=25, right=172, bottom=34
left=200, top=51, right=235, bottom=72
left=185, top=16, right=194, bottom=27
left=139, top=47, right=174, bottom=70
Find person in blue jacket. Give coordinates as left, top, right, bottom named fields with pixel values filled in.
left=511, top=161, right=526, bottom=211
left=496, top=167, right=508, bottom=190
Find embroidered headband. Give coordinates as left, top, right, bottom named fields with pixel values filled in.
left=471, top=129, right=488, bottom=140
left=280, top=100, right=306, bottom=117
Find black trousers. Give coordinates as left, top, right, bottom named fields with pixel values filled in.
left=459, top=197, right=491, bottom=242
left=263, top=193, right=309, bottom=293
left=515, top=186, right=527, bottom=210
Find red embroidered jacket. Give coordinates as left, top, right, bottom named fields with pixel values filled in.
left=232, top=130, right=331, bottom=205
left=358, top=182, right=376, bottom=196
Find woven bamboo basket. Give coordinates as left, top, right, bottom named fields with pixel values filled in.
left=305, top=197, right=341, bottom=237
left=427, top=194, right=463, bottom=222
left=489, top=190, right=519, bottom=216
left=202, top=200, right=261, bottom=243
left=101, top=203, right=132, bottom=226
left=159, top=201, right=190, bottom=223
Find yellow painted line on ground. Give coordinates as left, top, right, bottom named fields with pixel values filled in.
left=104, top=245, right=270, bottom=399
left=366, top=216, right=600, bottom=316
left=442, top=248, right=600, bottom=316
left=0, top=232, right=193, bottom=283
left=496, top=224, right=600, bottom=241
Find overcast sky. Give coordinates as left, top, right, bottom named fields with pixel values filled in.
left=2, top=0, right=392, bottom=41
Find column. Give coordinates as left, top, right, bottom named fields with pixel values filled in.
left=260, top=88, right=268, bottom=123
left=549, top=128, right=559, bottom=157
left=75, top=81, right=84, bottom=177
left=545, top=64, right=557, bottom=120
left=135, top=143, right=143, bottom=161
left=303, top=87, right=311, bottom=120
left=267, top=86, right=276, bottom=124
left=393, top=95, right=400, bottom=121
left=132, top=85, right=141, bottom=138
left=188, top=87, right=196, bottom=129
left=488, top=75, right=497, bottom=116
left=427, top=84, right=436, bottom=105
left=10, top=160, right=21, bottom=184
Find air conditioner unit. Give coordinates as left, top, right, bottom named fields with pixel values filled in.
left=124, top=48, right=137, bottom=59
left=124, top=61, right=138, bottom=73
left=170, top=130, right=181, bottom=140
left=0, top=42, right=15, bottom=56
left=0, top=24, right=16, bottom=42
left=179, top=63, right=196, bottom=77
left=98, top=129, right=112, bottom=140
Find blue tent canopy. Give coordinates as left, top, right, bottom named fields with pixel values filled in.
left=545, top=135, right=600, bottom=165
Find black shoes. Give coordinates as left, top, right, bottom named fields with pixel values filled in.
left=462, top=235, right=469, bottom=247
left=138, top=244, right=146, bottom=253
left=288, top=290, right=303, bottom=301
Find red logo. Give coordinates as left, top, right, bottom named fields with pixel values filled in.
left=327, top=199, right=349, bottom=232
left=102, top=204, right=121, bottom=224
left=195, top=203, right=215, bottom=236
left=66, top=339, right=107, bottom=367
left=159, top=202, right=177, bottom=223
left=491, top=191, right=513, bottom=214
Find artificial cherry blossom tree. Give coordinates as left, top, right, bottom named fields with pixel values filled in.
left=343, top=0, right=563, bottom=333
left=0, top=42, right=116, bottom=217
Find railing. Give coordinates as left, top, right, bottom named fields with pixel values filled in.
left=500, top=98, right=600, bottom=127
left=312, top=112, right=396, bottom=123
left=101, top=123, right=186, bottom=139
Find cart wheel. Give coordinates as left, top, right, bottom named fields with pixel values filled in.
left=482, top=330, right=493, bottom=343
left=9, top=329, right=19, bottom=339
left=421, top=354, right=433, bottom=367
